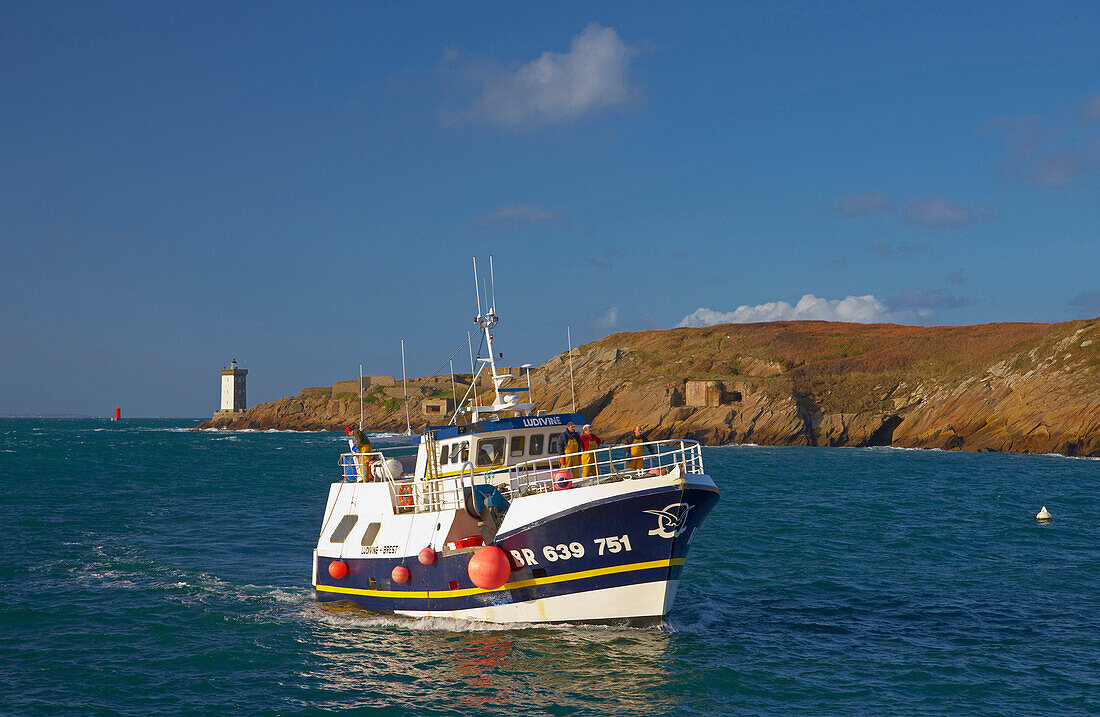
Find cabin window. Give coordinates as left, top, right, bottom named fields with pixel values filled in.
left=361, top=522, right=381, bottom=546
left=439, top=444, right=449, bottom=466
left=510, top=435, right=525, bottom=457
left=450, top=441, right=469, bottom=464
left=530, top=434, right=544, bottom=455
left=549, top=436, right=559, bottom=453
left=329, top=514, right=358, bottom=543
left=476, top=437, right=506, bottom=467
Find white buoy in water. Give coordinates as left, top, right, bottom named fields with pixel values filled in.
left=1036, top=506, right=1052, bottom=521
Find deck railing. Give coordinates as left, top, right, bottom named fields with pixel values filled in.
left=338, top=439, right=704, bottom=514
left=502, top=439, right=704, bottom=498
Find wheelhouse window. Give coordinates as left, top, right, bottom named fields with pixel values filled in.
left=439, top=444, right=449, bottom=466
left=510, top=435, right=525, bottom=457
left=476, top=437, right=506, bottom=467
left=530, top=434, right=544, bottom=455
left=450, top=441, right=469, bottom=463
left=329, top=514, right=358, bottom=543
left=360, top=522, right=381, bottom=546
left=549, top=436, right=559, bottom=453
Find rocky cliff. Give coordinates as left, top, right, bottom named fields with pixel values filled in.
left=196, top=319, right=1100, bottom=456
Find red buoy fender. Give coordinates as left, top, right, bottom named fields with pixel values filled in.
left=418, top=547, right=436, bottom=565
left=328, top=560, right=348, bottom=579
left=391, top=565, right=410, bottom=583
left=467, top=546, right=511, bottom=590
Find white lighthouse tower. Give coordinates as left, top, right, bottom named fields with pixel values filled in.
left=219, top=359, right=247, bottom=413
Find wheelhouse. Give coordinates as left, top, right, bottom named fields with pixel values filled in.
left=417, top=413, right=588, bottom=478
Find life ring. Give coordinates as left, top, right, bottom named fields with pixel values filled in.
left=397, top=483, right=414, bottom=509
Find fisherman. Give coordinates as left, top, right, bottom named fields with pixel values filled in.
left=626, top=425, right=650, bottom=471
left=346, top=426, right=373, bottom=481
left=349, top=426, right=372, bottom=454
left=580, top=424, right=602, bottom=478
left=557, top=422, right=583, bottom=480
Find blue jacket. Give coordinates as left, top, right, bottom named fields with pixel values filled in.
left=557, top=428, right=582, bottom=455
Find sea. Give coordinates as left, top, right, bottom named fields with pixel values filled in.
left=1, top=418, right=1098, bottom=716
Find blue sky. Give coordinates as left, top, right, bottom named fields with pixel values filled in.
left=2, top=1, right=1098, bottom=417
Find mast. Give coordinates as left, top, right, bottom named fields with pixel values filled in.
left=468, top=256, right=534, bottom=421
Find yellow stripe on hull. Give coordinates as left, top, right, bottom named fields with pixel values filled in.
left=315, top=557, right=685, bottom=600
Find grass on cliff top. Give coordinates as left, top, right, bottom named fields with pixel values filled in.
left=601, top=321, right=1090, bottom=376
left=587, top=320, right=1098, bottom=414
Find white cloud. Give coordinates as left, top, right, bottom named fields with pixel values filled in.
left=833, top=191, right=992, bottom=230
left=904, top=197, right=986, bottom=228
left=472, top=203, right=573, bottom=233
left=982, top=94, right=1100, bottom=189
left=678, top=294, right=893, bottom=327
left=453, top=23, right=636, bottom=128
left=1069, top=290, right=1100, bottom=317
left=677, top=291, right=973, bottom=327
left=1030, top=149, right=1084, bottom=187
left=594, top=306, right=621, bottom=331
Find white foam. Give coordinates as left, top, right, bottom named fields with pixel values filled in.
left=1041, top=452, right=1100, bottom=461
left=709, top=442, right=764, bottom=449
left=309, top=607, right=651, bottom=635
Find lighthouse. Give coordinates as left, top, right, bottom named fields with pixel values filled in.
left=219, top=359, right=247, bottom=413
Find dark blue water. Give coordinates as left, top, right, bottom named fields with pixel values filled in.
left=2, top=419, right=1098, bottom=715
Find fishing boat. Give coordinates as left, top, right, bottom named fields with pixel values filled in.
left=311, top=260, right=720, bottom=625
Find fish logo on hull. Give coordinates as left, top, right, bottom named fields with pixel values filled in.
left=645, top=503, right=693, bottom=539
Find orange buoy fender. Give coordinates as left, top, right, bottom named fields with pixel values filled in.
left=391, top=565, right=410, bottom=583
left=397, top=483, right=414, bottom=509
left=328, top=560, right=348, bottom=579
left=467, top=546, right=511, bottom=590
left=418, top=547, right=436, bottom=565
left=552, top=470, right=572, bottom=490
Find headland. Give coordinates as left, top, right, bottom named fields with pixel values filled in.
left=195, top=319, right=1100, bottom=456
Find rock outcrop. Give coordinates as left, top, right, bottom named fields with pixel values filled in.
left=196, top=319, right=1100, bottom=456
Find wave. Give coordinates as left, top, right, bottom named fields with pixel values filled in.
left=195, top=427, right=330, bottom=434
left=1040, top=452, right=1100, bottom=461
left=712, top=442, right=764, bottom=448
left=861, top=445, right=942, bottom=452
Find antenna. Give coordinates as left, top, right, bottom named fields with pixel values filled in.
left=359, top=363, right=363, bottom=431
left=401, top=339, right=412, bottom=435
left=449, top=359, right=457, bottom=421
left=489, top=255, right=497, bottom=314
left=567, top=326, right=576, bottom=414
left=472, top=257, right=482, bottom=318
left=468, top=331, right=477, bottom=409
